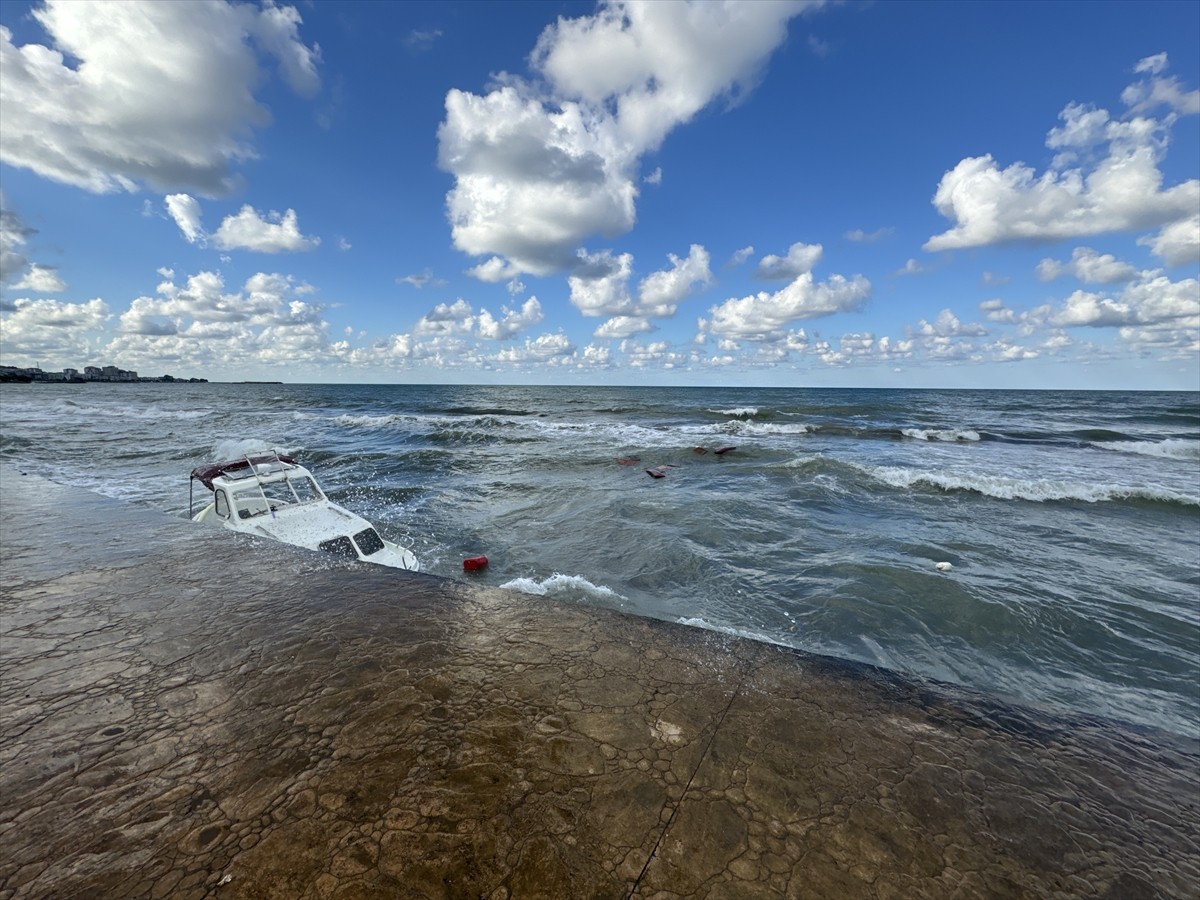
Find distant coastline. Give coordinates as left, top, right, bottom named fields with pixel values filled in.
left=0, top=364, right=207, bottom=384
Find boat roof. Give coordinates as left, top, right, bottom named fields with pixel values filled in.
left=190, top=451, right=299, bottom=492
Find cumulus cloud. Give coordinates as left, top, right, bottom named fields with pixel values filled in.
left=438, top=0, right=815, bottom=275
left=0, top=0, right=320, bottom=196
left=104, top=269, right=339, bottom=371
left=12, top=264, right=67, bottom=293
left=979, top=298, right=1017, bottom=324
left=1138, top=215, right=1200, bottom=266
left=0, top=297, right=109, bottom=363
left=755, top=242, right=822, bottom=280
left=912, top=309, right=988, bottom=339
left=1000, top=271, right=1199, bottom=357
left=1035, top=247, right=1138, bottom=284
left=211, top=206, right=319, bottom=253
left=570, top=244, right=712, bottom=327
left=594, top=315, right=653, bottom=339
left=414, top=296, right=544, bottom=341
left=0, top=199, right=34, bottom=284
left=700, top=268, right=871, bottom=342
left=925, top=55, right=1198, bottom=252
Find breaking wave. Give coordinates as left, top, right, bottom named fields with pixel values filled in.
left=862, top=464, right=1200, bottom=506
left=901, top=428, right=982, bottom=442
left=500, top=573, right=625, bottom=602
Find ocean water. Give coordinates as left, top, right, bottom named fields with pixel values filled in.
left=2, top=382, right=1197, bottom=736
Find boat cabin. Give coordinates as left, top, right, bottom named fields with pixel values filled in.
left=189, top=450, right=418, bottom=570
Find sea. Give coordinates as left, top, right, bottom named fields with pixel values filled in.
left=2, top=382, right=1197, bottom=738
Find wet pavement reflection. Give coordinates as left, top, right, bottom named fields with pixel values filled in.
left=1, top=469, right=1196, bottom=899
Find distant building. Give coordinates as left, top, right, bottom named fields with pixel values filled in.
left=1, top=362, right=204, bottom=384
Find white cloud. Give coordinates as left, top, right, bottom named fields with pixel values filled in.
left=701, top=269, right=871, bottom=342
left=438, top=0, right=815, bottom=275
left=404, top=29, right=442, bottom=53
left=467, top=256, right=523, bottom=283
left=925, top=57, right=1198, bottom=252
left=912, top=309, right=988, bottom=339
left=0, top=198, right=33, bottom=284
left=979, top=298, right=1016, bottom=324
left=844, top=227, right=893, bottom=243
left=1138, top=215, right=1200, bottom=266
left=397, top=270, right=446, bottom=289
left=569, top=250, right=635, bottom=317
left=595, top=315, right=653, bottom=339
left=1123, top=53, right=1200, bottom=116
left=896, top=258, right=926, bottom=276
left=1036, top=247, right=1138, bottom=284
left=104, top=269, right=341, bottom=372
left=643, top=167, right=662, bottom=185
left=414, top=296, right=544, bottom=341
left=0, top=0, right=320, bottom=196
left=1051, top=290, right=1136, bottom=328
left=0, top=297, right=109, bottom=363
left=755, top=242, right=822, bottom=280
left=211, top=206, right=319, bottom=253
left=636, top=244, right=712, bottom=314
left=570, top=244, right=711, bottom=321
left=1040, top=272, right=1199, bottom=357
left=12, top=264, right=67, bottom=293
left=495, top=332, right=576, bottom=363
left=729, top=245, right=755, bottom=265
left=165, top=194, right=205, bottom=244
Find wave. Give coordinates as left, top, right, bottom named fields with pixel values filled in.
left=1093, top=438, right=1200, bottom=461
left=500, top=573, right=624, bottom=602
left=862, top=464, right=1200, bottom=506
left=333, top=413, right=414, bottom=429
left=710, top=406, right=759, bottom=418
left=41, top=400, right=213, bottom=421
left=725, top=420, right=813, bottom=436
left=901, top=428, right=982, bottom=442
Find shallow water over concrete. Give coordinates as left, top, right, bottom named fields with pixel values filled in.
left=1, top=468, right=1197, bottom=899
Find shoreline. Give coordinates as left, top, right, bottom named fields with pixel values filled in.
left=1, top=467, right=1197, bottom=898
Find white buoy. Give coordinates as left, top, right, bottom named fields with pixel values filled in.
left=935, top=561, right=953, bottom=573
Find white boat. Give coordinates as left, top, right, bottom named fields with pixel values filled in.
left=189, top=450, right=419, bottom=571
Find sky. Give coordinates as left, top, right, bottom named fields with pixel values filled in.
left=0, top=0, right=1197, bottom=389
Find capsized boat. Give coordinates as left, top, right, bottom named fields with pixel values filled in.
left=189, top=450, right=419, bottom=571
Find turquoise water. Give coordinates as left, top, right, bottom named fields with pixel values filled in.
left=3, top=382, right=1197, bottom=736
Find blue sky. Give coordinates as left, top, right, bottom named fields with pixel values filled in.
left=1, top=0, right=1197, bottom=388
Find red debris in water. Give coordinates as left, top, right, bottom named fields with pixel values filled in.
left=645, top=469, right=666, bottom=479
left=463, top=555, right=489, bottom=571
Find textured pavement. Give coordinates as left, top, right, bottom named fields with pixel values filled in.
left=1, top=468, right=1197, bottom=899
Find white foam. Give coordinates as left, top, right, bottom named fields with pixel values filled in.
left=729, top=421, right=812, bottom=436
left=1097, top=438, right=1200, bottom=461
left=333, top=413, right=410, bottom=429
left=864, top=464, right=1199, bottom=505
left=676, top=615, right=792, bottom=648
left=710, top=407, right=759, bottom=418
left=901, top=428, right=981, bottom=442
left=500, top=573, right=624, bottom=601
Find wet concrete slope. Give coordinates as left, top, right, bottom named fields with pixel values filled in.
left=1, top=468, right=1197, bottom=899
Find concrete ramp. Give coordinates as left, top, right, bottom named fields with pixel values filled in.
left=1, top=469, right=1196, bottom=899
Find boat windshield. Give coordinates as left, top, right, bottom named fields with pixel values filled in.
left=354, top=528, right=385, bottom=556
left=231, top=475, right=323, bottom=519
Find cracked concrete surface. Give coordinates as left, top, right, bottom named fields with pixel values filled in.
left=1, top=468, right=1196, bottom=899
